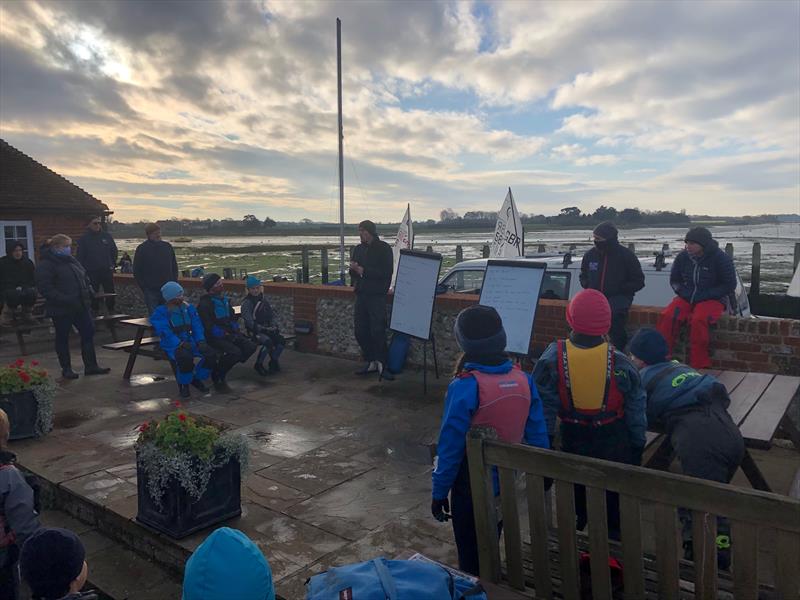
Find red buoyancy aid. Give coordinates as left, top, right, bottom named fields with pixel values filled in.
left=556, top=339, right=624, bottom=426
left=467, top=365, right=532, bottom=443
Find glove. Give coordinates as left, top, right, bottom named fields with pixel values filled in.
left=630, top=445, right=644, bottom=467
left=431, top=497, right=450, bottom=522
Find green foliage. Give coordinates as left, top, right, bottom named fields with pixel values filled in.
left=0, top=359, right=50, bottom=394
left=136, top=410, right=220, bottom=460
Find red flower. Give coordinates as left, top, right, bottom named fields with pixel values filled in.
left=31, top=360, right=39, bottom=366
left=19, top=372, right=31, bottom=383
left=14, top=359, right=24, bottom=367
left=138, top=422, right=150, bottom=432
left=178, top=413, right=187, bottom=422
left=174, top=400, right=183, bottom=408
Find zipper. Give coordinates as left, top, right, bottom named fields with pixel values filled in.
left=690, top=256, right=699, bottom=304
left=599, top=254, right=608, bottom=293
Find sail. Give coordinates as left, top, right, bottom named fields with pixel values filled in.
left=491, top=188, right=524, bottom=257
left=788, top=263, right=800, bottom=298
left=391, top=203, right=414, bottom=288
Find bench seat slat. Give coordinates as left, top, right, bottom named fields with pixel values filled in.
left=555, top=480, right=580, bottom=600
left=654, top=503, right=680, bottom=600
left=525, top=474, right=553, bottom=599
left=738, top=375, right=800, bottom=448
left=727, top=372, right=774, bottom=425
left=691, top=510, right=717, bottom=598
left=498, top=467, right=525, bottom=590
left=586, top=486, right=612, bottom=600
left=731, top=520, right=758, bottom=599
left=620, top=494, right=645, bottom=600
left=102, top=337, right=160, bottom=350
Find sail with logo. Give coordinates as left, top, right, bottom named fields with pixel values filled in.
left=491, top=188, right=524, bottom=257
left=390, top=203, right=414, bottom=289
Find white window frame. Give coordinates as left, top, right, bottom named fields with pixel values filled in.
left=1, top=220, right=35, bottom=263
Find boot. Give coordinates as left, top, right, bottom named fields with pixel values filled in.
left=377, top=361, right=394, bottom=381
left=268, top=359, right=280, bottom=373
left=214, top=379, right=232, bottom=393
left=254, top=363, right=269, bottom=377
left=355, top=361, right=378, bottom=375
left=82, top=340, right=110, bottom=375
left=58, top=349, right=78, bottom=379
left=62, top=368, right=79, bottom=380
left=190, top=379, right=209, bottom=393
left=179, top=384, right=191, bottom=399
left=0, top=306, right=15, bottom=327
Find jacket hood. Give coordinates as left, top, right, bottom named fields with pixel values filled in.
left=463, top=359, right=514, bottom=374
left=182, top=528, right=275, bottom=600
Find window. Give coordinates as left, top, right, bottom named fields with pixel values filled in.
left=1, top=220, right=34, bottom=262
left=441, top=269, right=485, bottom=293
left=540, top=272, right=571, bottom=300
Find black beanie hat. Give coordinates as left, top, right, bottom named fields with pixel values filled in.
left=21, top=528, right=86, bottom=599
left=5, top=239, right=24, bottom=256
left=454, top=305, right=507, bottom=356
left=629, top=328, right=669, bottom=365
left=202, top=273, right=221, bottom=291
left=358, top=220, right=377, bottom=237
left=684, top=227, right=713, bottom=248
left=593, top=221, right=619, bottom=241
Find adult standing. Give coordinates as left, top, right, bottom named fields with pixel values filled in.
left=349, top=220, right=394, bottom=380
left=133, top=223, right=178, bottom=315
left=657, top=227, right=736, bottom=369
left=77, top=216, right=118, bottom=313
left=579, top=221, right=644, bottom=350
left=0, top=241, right=37, bottom=326
left=34, top=235, right=110, bottom=379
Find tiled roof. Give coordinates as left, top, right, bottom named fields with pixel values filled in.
left=0, top=139, right=110, bottom=213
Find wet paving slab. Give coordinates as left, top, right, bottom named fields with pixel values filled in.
left=257, top=446, right=373, bottom=495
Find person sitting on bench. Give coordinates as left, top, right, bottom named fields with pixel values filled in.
left=533, top=289, right=646, bottom=539
left=629, top=327, right=744, bottom=570
left=431, top=305, right=549, bottom=576
left=151, top=282, right=216, bottom=399
left=240, top=276, right=285, bottom=376
left=198, top=274, right=256, bottom=392
left=0, top=240, right=37, bottom=327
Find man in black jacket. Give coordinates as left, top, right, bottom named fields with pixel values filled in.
left=77, top=216, right=118, bottom=313
left=350, top=220, right=394, bottom=380
left=133, top=223, right=179, bottom=315
left=579, top=221, right=645, bottom=350
left=0, top=240, right=37, bottom=326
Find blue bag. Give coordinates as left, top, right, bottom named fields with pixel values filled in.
left=387, top=333, right=411, bottom=374
left=306, top=557, right=486, bottom=600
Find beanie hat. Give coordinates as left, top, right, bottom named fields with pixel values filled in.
left=5, top=239, right=24, bottom=255
left=629, top=328, right=669, bottom=365
left=358, top=220, right=377, bottom=237
left=21, top=528, right=86, bottom=599
left=454, top=305, right=507, bottom=356
left=202, top=273, right=222, bottom=291
left=144, top=223, right=160, bottom=236
left=566, top=289, right=611, bottom=336
left=245, top=275, right=263, bottom=289
left=161, top=281, right=184, bottom=302
left=182, top=527, right=275, bottom=600
left=593, top=221, right=619, bottom=241
left=684, top=227, right=713, bottom=248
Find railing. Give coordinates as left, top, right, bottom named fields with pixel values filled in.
left=466, top=428, right=800, bottom=599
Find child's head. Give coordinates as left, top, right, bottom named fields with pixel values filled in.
left=0, top=408, right=9, bottom=450
left=454, top=305, right=506, bottom=357
left=203, top=273, right=224, bottom=294
left=245, top=275, right=263, bottom=296
left=160, top=281, right=185, bottom=306
left=21, top=528, right=88, bottom=600
left=566, top=289, right=611, bottom=337
left=629, top=328, right=669, bottom=368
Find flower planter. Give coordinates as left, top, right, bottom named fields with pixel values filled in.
left=136, top=453, right=242, bottom=539
left=0, top=390, right=38, bottom=440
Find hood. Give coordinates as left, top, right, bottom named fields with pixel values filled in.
left=182, top=528, right=275, bottom=600
left=462, top=359, right=514, bottom=374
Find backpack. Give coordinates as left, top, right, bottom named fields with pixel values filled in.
left=387, top=333, right=411, bottom=374
left=306, top=557, right=487, bottom=600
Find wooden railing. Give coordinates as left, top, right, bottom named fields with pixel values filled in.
left=466, top=428, right=800, bottom=599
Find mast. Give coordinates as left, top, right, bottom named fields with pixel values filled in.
left=337, top=18, right=345, bottom=282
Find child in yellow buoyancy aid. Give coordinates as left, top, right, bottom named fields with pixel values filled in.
left=533, top=289, right=646, bottom=539
left=432, top=305, right=549, bottom=576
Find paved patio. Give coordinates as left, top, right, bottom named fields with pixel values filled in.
left=4, top=326, right=798, bottom=599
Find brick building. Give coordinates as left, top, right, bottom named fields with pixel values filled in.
left=0, top=139, right=111, bottom=261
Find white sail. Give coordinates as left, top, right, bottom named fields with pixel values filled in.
left=391, top=203, right=414, bottom=288
left=491, top=187, right=524, bottom=257
left=788, top=263, right=800, bottom=298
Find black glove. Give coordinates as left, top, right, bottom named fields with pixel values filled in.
left=630, top=445, right=644, bottom=467
left=431, top=497, right=450, bottom=522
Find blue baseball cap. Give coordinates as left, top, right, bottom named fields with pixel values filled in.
left=245, top=275, right=263, bottom=289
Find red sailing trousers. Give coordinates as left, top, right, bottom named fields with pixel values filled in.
left=657, top=297, right=725, bottom=369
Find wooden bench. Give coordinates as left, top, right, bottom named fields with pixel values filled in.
left=466, top=428, right=800, bottom=599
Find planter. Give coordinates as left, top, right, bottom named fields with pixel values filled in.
left=0, top=390, right=38, bottom=440
left=136, top=453, right=242, bottom=539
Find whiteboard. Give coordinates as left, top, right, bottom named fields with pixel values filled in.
left=389, top=249, right=442, bottom=340
left=479, top=260, right=547, bottom=355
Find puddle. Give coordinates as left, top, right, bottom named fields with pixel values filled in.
left=129, top=374, right=168, bottom=387
left=129, top=398, right=171, bottom=412
left=54, top=409, right=102, bottom=429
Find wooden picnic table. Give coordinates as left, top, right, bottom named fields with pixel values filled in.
left=645, top=369, right=800, bottom=493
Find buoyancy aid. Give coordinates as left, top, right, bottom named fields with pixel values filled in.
left=211, top=295, right=233, bottom=325
left=168, top=304, right=192, bottom=336
left=556, top=339, right=624, bottom=426
left=462, top=365, right=531, bottom=443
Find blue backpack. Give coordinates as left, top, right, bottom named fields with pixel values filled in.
left=387, top=333, right=411, bottom=374
left=306, top=557, right=487, bottom=600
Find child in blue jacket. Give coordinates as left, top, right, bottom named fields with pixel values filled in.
left=431, top=305, right=549, bottom=576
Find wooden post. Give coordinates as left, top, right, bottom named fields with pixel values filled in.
left=538, top=243, right=546, bottom=253
left=794, top=242, right=800, bottom=272
left=750, top=242, right=761, bottom=297
left=321, top=248, right=329, bottom=284
left=426, top=245, right=433, bottom=253
left=628, top=242, right=636, bottom=253
left=725, top=242, right=734, bottom=258
left=569, top=244, right=576, bottom=252
left=482, top=244, right=490, bottom=258
left=301, top=246, right=310, bottom=283
left=455, top=244, right=463, bottom=263
left=295, top=267, right=302, bottom=283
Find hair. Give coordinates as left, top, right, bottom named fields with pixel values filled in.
left=88, top=216, right=102, bottom=224
left=452, top=353, right=467, bottom=377
left=0, top=409, right=9, bottom=450
left=48, top=234, right=72, bottom=248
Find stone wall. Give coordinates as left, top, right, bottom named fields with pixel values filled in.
left=112, top=275, right=800, bottom=376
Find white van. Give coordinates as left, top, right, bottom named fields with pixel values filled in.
left=436, top=252, right=751, bottom=316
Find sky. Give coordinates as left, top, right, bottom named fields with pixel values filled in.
left=1, top=0, right=798, bottom=223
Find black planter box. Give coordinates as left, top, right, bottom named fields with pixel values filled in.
left=0, top=390, right=38, bottom=440
left=136, top=453, right=242, bottom=539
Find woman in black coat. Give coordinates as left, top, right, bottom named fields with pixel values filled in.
left=34, top=234, right=110, bottom=379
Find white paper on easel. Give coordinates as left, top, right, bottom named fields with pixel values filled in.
left=389, top=250, right=442, bottom=340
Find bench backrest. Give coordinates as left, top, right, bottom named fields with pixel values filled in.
left=466, top=428, right=800, bottom=600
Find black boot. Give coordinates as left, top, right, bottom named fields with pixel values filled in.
left=377, top=361, right=394, bottom=381
left=62, top=368, right=79, bottom=380
left=190, top=379, right=209, bottom=393
left=268, top=359, right=280, bottom=373
left=82, top=340, right=110, bottom=375
left=179, top=384, right=191, bottom=399
left=254, top=363, right=269, bottom=377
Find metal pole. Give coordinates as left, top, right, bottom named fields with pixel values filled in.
left=750, top=242, right=761, bottom=297
left=337, top=18, right=346, bottom=283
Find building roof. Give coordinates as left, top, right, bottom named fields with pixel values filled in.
left=0, top=139, right=110, bottom=214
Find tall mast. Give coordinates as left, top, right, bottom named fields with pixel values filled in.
left=337, top=18, right=345, bottom=282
